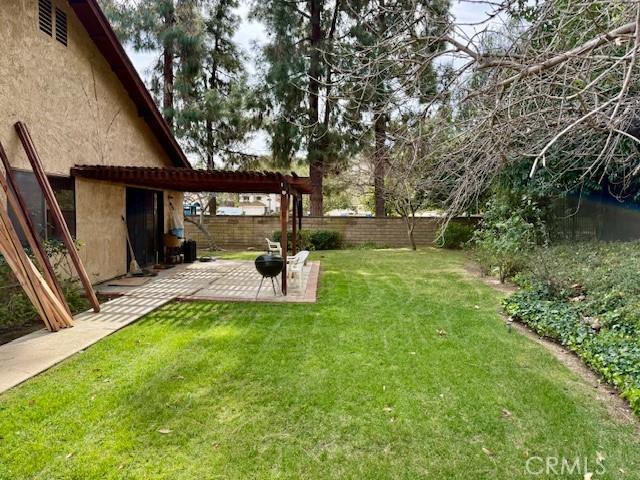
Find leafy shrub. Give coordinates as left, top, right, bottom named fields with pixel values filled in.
left=309, top=230, right=342, bottom=250
left=0, top=261, right=37, bottom=329
left=473, top=194, right=547, bottom=282
left=0, top=240, right=89, bottom=331
left=505, top=241, right=640, bottom=416
left=436, top=221, right=476, bottom=249
left=272, top=229, right=343, bottom=251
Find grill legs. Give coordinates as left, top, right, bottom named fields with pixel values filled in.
left=256, top=275, right=280, bottom=299
left=256, top=276, right=265, bottom=299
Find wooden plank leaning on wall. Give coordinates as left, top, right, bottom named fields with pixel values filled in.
left=0, top=155, right=74, bottom=331
left=15, top=121, right=101, bottom=313
left=0, top=142, right=71, bottom=317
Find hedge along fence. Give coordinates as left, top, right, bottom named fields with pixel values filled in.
left=184, top=215, right=479, bottom=250
left=272, top=229, right=343, bottom=251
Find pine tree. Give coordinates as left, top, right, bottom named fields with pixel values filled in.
left=101, top=0, right=256, bottom=169
left=192, top=0, right=257, bottom=169
left=341, top=0, right=450, bottom=216
left=254, top=0, right=343, bottom=215
left=101, top=0, right=203, bottom=129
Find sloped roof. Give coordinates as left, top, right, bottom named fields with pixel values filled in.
left=71, top=165, right=313, bottom=195
left=68, top=0, right=191, bottom=168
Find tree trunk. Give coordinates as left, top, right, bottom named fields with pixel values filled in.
left=205, top=69, right=216, bottom=170
left=206, top=25, right=220, bottom=170
left=206, top=194, right=217, bottom=216
left=184, top=216, right=217, bottom=252
left=403, top=212, right=417, bottom=250
left=206, top=118, right=215, bottom=170
left=309, top=157, right=323, bottom=216
left=162, top=9, right=176, bottom=128
left=308, top=0, right=323, bottom=216
left=373, top=113, right=387, bottom=217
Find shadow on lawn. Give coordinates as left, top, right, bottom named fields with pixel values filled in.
left=123, top=302, right=313, bottom=424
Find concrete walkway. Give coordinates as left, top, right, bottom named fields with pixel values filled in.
left=0, top=296, right=170, bottom=393
left=0, top=259, right=319, bottom=394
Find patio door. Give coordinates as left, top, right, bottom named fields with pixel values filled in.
left=126, top=188, right=164, bottom=269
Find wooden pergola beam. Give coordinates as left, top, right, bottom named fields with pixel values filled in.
left=70, top=165, right=313, bottom=196
left=291, top=193, right=298, bottom=256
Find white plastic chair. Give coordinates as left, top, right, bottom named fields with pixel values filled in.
left=287, top=250, right=310, bottom=289
left=265, top=238, right=282, bottom=255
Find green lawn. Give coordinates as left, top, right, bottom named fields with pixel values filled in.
left=0, top=249, right=639, bottom=479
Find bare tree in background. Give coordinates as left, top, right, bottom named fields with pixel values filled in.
left=384, top=124, right=432, bottom=249
left=382, top=114, right=454, bottom=248
left=331, top=0, right=640, bottom=218
left=183, top=192, right=219, bottom=251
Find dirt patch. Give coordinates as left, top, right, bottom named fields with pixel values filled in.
left=464, top=260, right=639, bottom=428
left=463, top=262, right=518, bottom=295
left=0, top=319, right=43, bottom=346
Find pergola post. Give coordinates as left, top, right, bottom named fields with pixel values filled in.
left=280, top=187, right=289, bottom=295
left=291, top=194, right=298, bottom=256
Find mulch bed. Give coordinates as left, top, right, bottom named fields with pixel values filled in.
left=0, top=318, right=43, bottom=346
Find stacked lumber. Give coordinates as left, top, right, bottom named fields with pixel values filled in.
left=0, top=122, right=102, bottom=331
left=0, top=144, right=71, bottom=317
left=0, top=181, right=74, bottom=331
left=15, top=122, right=100, bottom=313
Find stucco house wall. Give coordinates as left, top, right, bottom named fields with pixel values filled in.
left=0, top=0, right=184, bottom=282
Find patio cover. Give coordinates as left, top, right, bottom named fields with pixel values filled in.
left=71, top=165, right=310, bottom=295
left=70, top=165, right=312, bottom=196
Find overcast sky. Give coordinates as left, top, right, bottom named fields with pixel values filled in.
left=127, top=1, right=493, bottom=157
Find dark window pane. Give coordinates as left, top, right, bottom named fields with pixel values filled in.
left=47, top=176, right=76, bottom=240
left=8, top=172, right=76, bottom=243
left=9, top=171, right=46, bottom=244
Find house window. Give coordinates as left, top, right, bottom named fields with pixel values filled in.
left=9, top=171, right=76, bottom=243
left=256, top=196, right=262, bottom=201
left=38, top=0, right=53, bottom=37
left=48, top=176, right=75, bottom=240
left=55, top=8, right=68, bottom=46
left=242, top=195, right=250, bottom=202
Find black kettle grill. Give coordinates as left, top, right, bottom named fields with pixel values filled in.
left=255, top=254, right=284, bottom=297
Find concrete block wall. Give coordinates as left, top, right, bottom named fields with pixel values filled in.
left=185, top=216, right=478, bottom=250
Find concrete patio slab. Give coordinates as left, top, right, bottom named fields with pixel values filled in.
left=0, top=258, right=320, bottom=394
left=98, top=259, right=320, bottom=304
left=183, top=261, right=320, bottom=303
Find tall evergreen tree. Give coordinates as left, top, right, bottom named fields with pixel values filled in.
left=178, top=0, right=258, bottom=168
left=253, top=0, right=343, bottom=215
left=101, top=0, right=203, bottom=129
left=341, top=0, right=450, bottom=216
left=101, top=0, right=256, bottom=168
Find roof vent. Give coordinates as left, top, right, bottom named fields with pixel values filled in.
left=55, top=8, right=68, bottom=46
left=38, top=0, right=53, bottom=36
